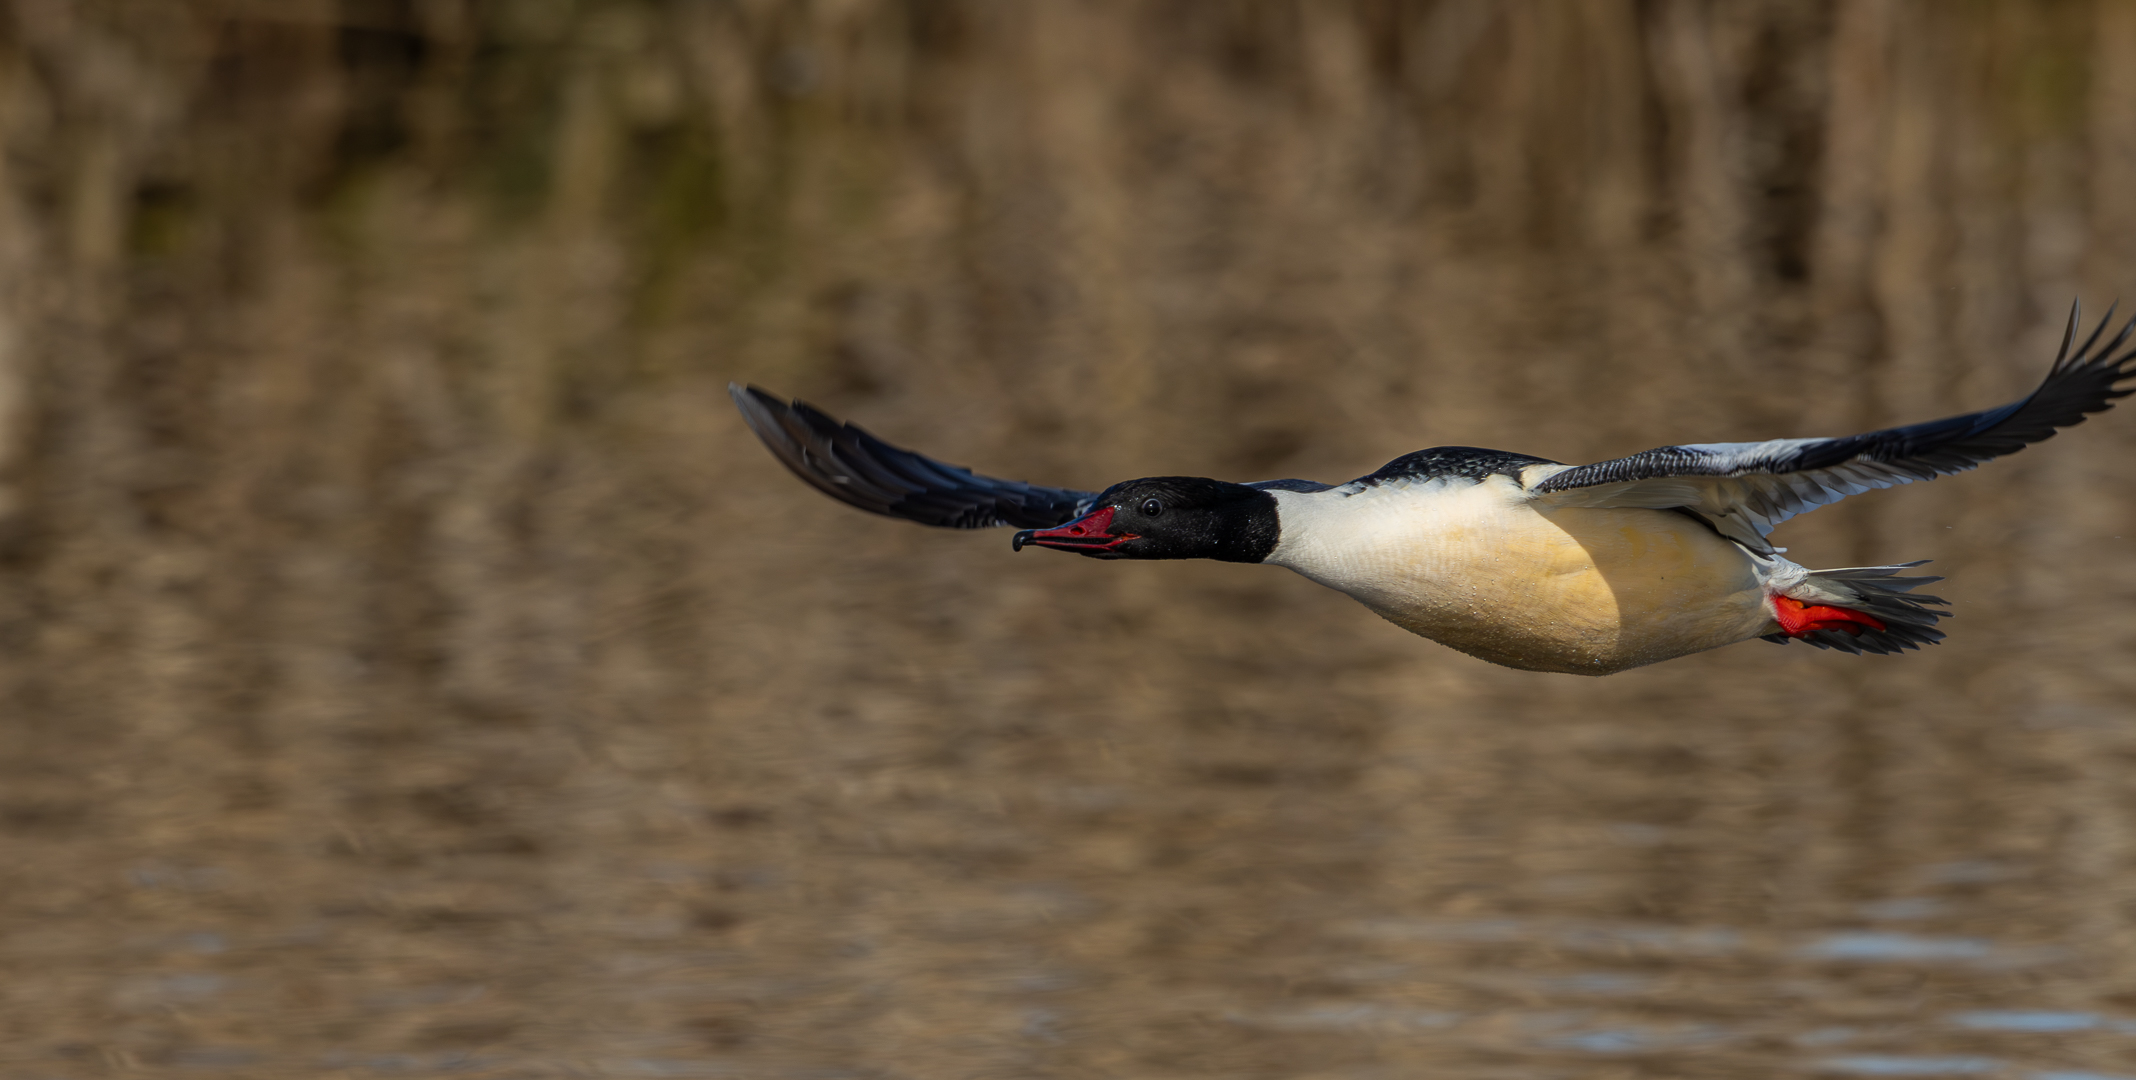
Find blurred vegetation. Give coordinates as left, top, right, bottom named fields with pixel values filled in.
left=1, top=2, right=2134, bottom=1075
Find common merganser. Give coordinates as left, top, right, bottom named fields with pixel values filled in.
left=732, top=301, right=2135, bottom=675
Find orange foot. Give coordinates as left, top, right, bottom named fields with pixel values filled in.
left=1772, top=595, right=1888, bottom=638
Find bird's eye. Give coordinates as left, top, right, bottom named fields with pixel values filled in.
left=1140, top=498, right=1164, bottom=517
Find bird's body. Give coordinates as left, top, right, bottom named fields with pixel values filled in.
left=732, top=301, right=2135, bottom=674
left=1264, top=477, right=1774, bottom=674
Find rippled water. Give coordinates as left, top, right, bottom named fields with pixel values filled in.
left=24, top=653, right=2136, bottom=1079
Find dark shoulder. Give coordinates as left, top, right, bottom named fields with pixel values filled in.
left=1353, top=446, right=1561, bottom=487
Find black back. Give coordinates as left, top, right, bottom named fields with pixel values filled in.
left=1353, top=446, right=1560, bottom=487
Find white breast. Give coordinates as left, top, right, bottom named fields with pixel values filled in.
left=1266, top=479, right=1775, bottom=674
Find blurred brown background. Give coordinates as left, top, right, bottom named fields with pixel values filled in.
left=3, top=1, right=2136, bottom=1077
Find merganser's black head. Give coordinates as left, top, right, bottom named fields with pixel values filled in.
left=1011, top=477, right=1279, bottom=562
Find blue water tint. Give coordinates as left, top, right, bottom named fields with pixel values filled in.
left=1345, top=917, right=1530, bottom=942
left=1009, top=970, right=1079, bottom=992
left=1021, top=1007, right=1064, bottom=1042
left=1556, top=924, right=1744, bottom=956
left=1797, top=932, right=1993, bottom=962
left=319, top=1051, right=497, bottom=1073
left=1918, top=861, right=2017, bottom=885
left=1236, top=1002, right=1462, bottom=1033
left=1607, top=823, right=1674, bottom=846
left=333, top=1055, right=422, bottom=1073
left=620, top=1062, right=739, bottom=1078
left=1529, top=972, right=1653, bottom=995
left=1344, top=917, right=1744, bottom=957
left=359, top=983, right=488, bottom=1009
left=167, top=1046, right=259, bottom=1068
left=1542, top=1030, right=1658, bottom=1053
left=128, top=864, right=232, bottom=891
left=129, top=972, right=228, bottom=1003
left=553, top=1058, right=854, bottom=1080
left=1816, top=1055, right=2004, bottom=1076
left=1528, top=1018, right=1738, bottom=1054
left=1948, top=1010, right=2101, bottom=1032
left=1857, top=898, right=1946, bottom=921
left=1327, top=960, right=1416, bottom=984
left=1794, top=1027, right=1861, bottom=1047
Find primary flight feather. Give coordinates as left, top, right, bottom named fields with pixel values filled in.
left=733, top=300, right=2136, bottom=674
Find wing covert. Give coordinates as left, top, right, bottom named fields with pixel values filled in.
left=1530, top=301, right=2136, bottom=552
left=731, top=384, right=1095, bottom=529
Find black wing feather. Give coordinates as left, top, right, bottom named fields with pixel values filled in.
left=1530, top=300, right=2136, bottom=548
left=730, top=384, right=1095, bottom=529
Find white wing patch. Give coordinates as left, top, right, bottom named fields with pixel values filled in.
left=1525, top=302, right=2136, bottom=553
left=1534, top=455, right=1912, bottom=551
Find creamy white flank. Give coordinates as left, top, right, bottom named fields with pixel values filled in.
left=1265, top=475, right=1785, bottom=675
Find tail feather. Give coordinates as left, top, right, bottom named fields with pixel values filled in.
left=1762, top=560, right=1951, bottom=655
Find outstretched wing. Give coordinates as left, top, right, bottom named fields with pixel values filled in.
left=730, top=384, right=1096, bottom=529
left=1529, top=301, right=2136, bottom=553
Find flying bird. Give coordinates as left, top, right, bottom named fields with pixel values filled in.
left=731, top=302, right=2136, bottom=675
